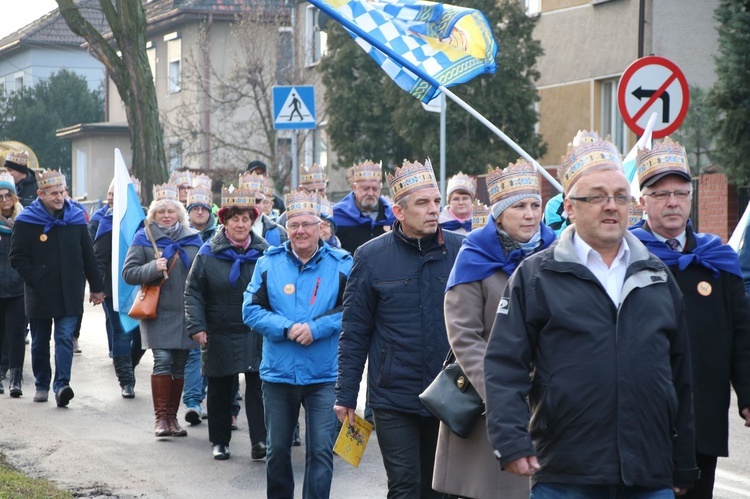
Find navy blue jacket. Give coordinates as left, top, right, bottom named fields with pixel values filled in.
left=336, top=223, right=463, bottom=416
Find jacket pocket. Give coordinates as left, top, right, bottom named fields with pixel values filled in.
left=529, top=376, right=555, bottom=437
left=376, top=342, right=394, bottom=388
left=667, top=384, right=678, bottom=439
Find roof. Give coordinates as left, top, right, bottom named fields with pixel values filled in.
left=0, top=0, right=109, bottom=56
left=144, top=0, right=290, bottom=27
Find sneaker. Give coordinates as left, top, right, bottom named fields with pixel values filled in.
left=33, top=390, right=49, bottom=402
left=185, top=406, right=202, bottom=425
left=55, top=386, right=74, bottom=407
left=73, top=339, right=82, bottom=354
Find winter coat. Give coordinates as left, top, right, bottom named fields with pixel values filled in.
left=9, top=204, right=103, bottom=318
left=260, top=214, right=287, bottom=247
left=122, top=222, right=200, bottom=350
left=184, top=227, right=268, bottom=377
left=242, top=240, right=352, bottom=385
left=433, top=271, right=529, bottom=499
left=336, top=223, right=463, bottom=416
left=15, top=172, right=38, bottom=207
left=333, top=195, right=395, bottom=255
left=636, top=223, right=750, bottom=457
left=195, top=212, right=217, bottom=243
left=484, top=226, right=699, bottom=489
left=0, top=205, right=24, bottom=299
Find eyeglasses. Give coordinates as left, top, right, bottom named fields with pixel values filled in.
left=0, top=193, right=14, bottom=201
left=569, top=194, right=635, bottom=206
left=287, top=221, right=320, bottom=231
left=643, top=190, right=691, bottom=201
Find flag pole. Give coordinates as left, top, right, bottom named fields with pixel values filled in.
left=439, top=86, right=562, bottom=192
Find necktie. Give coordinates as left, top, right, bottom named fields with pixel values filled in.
left=665, top=238, right=680, bottom=251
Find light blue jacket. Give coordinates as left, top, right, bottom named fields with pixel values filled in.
left=242, top=241, right=352, bottom=385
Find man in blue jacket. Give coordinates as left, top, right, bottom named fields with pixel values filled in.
left=243, top=190, right=352, bottom=499
left=335, top=159, right=463, bottom=498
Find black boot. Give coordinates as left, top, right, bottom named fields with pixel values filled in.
left=113, top=355, right=135, bottom=398
left=8, top=368, right=22, bottom=398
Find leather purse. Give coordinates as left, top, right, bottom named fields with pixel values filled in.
left=128, top=254, right=178, bottom=320
left=419, top=350, right=485, bottom=438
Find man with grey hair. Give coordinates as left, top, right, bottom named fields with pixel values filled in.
left=484, top=131, right=699, bottom=497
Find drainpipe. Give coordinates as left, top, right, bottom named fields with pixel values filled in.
left=203, top=13, right=213, bottom=170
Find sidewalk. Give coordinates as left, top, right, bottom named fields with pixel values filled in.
left=0, top=302, right=387, bottom=498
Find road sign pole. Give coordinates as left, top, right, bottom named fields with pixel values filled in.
left=291, top=131, right=298, bottom=191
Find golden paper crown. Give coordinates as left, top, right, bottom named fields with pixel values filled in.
left=300, top=164, right=327, bottom=186
left=130, top=176, right=142, bottom=197
left=285, top=189, right=320, bottom=218
left=486, top=160, right=540, bottom=206
left=169, top=170, right=192, bottom=188
left=471, top=201, right=491, bottom=230
left=262, top=176, right=275, bottom=198
left=187, top=187, right=212, bottom=209
left=386, top=158, right=438, bottom=202
left=221, top=185, right=256, bottom=208
left=319, top=195, right=334, bottom=219
left=447, top=172, right=477, bottom=199
left=352, top=160, right=383, bottom=182
left=192, top=173, right=212, bottom=191
left=239, top=172, right=266, bottom=197
left=560, top=130, right=622, bottom=193
left=38, top=169, right=66, bottom=190
left=5, top=149, right=29, bottom=167
left=636, top=137, right=691, bottom=189
left=628, top=200, right=643, bottom=227
left=153, top=183, right=179, bottom=202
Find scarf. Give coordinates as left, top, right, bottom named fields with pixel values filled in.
left=0, top=203, right=21, bottom=234
left=333, top=192, right=395, bottom=228
left=197, top=240, right=262, bottom=287
left=15, top=198, right=87, bottom=233
left=447, top=215, right=556, bottom=290
left=132, top=223, right=202, bottom=269
left=94, top=209, right=114, bottom=241
left=630, top=220, right=742, bottom=278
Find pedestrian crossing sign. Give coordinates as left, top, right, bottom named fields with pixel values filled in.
left=273, top=86, right=316, bottom=130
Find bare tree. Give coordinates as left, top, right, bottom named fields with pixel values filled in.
left=56, top=0, right=167, bottom=201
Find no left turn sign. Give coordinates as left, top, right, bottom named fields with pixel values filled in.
left=617, top=55, right=690, bottom=139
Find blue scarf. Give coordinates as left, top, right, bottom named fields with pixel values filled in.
left=333, top=192, right=395, bottom=228
left=15, top=198, right=87, bottom=233
left=446, top=215, right=556, bottom=290
left=94, top=209, right=113, bottom=241
left=630, top=220, right=742, bottom=278
left=131, top=225, right=202, bottom=269
left=440, top=217, right=472, bottom=233
left=197, top=241, right=263, bottom=286
left=90, top=204, right=108, bottom=224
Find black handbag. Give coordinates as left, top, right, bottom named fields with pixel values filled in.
left=419, top=350, right=485, bottom=438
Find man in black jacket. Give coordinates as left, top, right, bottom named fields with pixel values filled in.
left=631, top=138, right=750, bottom=499
left=4, top=150, right=38, bottom=207
left=9, top=169, right=104, bottom=407
left=335, top=159, right=463, bottom=498
left=484, top=131, right=699, bottom=497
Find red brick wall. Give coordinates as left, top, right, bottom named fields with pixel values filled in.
left=697, top=173, right=738, bottom=243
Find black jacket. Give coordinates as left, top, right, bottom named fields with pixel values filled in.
left=484, top=227, right=699, bottom=489
left=10, top=214, right=104, bottom=318
left=638, top=224, right=750, bottom=457
left=15, top=172, right=38, bottom=207
left=335, top=201, right=392, bottom=255
left=0, top=224, right=23, bottom=299
left=184, top=227, right=268, bottom=377
left=336, top=223, right=463, bottom=416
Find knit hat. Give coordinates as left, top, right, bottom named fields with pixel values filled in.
left=486, top=160, right=541, bottom=219
left=636, top=137, right=691, bottom=190
left=247, top=160, right=267, bottom=173
left=0, top=172, right=16, bottom=193
left=4, top=150, right=29, bottom=175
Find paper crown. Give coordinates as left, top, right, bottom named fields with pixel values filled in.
left=447, top=172, right=477, bottom=199
left=262, top=176, right=275, bottom=198
left=560, top=130, right=622, bottom=193
left=471, top=201, right=491, bottom=230
left=221, top=185, right=256, bottom=208
left=153, top=183, right=179, bottom=202
left=628, top=200, right=644, bottom=227
left=352, top=160, right=383, bottom=182
left=486, top=160, right=540, bottom=206
left=285, top=189, right=320, bottom=218
left=38, top=169, right=66, bottom=190
left=130, top=176, right=142, bottom=197
left=636, top=137, right=691, bottom=189
left=5, top=149, right=29, bottom=167
left=192, top=173, right=212, bottom=191
left=169, top=170, right=192, bottom=188
left=187, top=187, right=212, bottom=209
left=386, top=158, right=438, bottom=202
left=0, top=171, right=16, bottom=194
left=239, top=172, right=266, bottom=197
left=299, top=164, right=327, bottom=186
left=319, top=195, right=334, bottom=219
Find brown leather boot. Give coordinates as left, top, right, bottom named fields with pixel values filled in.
left=167, top=377, right=187, bottom=437
left=151, top=375, right=171, bottom=437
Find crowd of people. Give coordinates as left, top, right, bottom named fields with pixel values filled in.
left=0, top=130, right=749, bottom=499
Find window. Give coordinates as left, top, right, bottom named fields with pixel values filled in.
left=314, top=126, right=328, bottom=168
left=523, top=0, right=541, bottom=15
left=0, top=80, right=5, bottom=94
left=600, top=79, right=628, bottom=153
left=169, top=142, right=183, bottom=172
left=165, top=34, right=181, bottom=93
left=277, top=27, right=293, bottom=85
left=76, top=149, right=87, bottom=198
left=305, top=6, right=328, bottom=67
left=146, top=41, right=156, bottom=83
left=14, top=72, right=24, bottom=91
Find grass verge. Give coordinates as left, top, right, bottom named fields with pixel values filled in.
left=0, top=453, right=73, bottom=499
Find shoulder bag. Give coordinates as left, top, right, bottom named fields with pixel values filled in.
left=128, top=254, right=178, bottom=320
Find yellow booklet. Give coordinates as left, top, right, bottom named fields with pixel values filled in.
left=333, top=414, right=374, bottom=468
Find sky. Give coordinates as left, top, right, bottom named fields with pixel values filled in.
left=0, top=1, right=60, bottom=40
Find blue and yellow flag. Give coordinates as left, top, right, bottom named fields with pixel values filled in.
left=308, top=0, right=498, bottom=103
